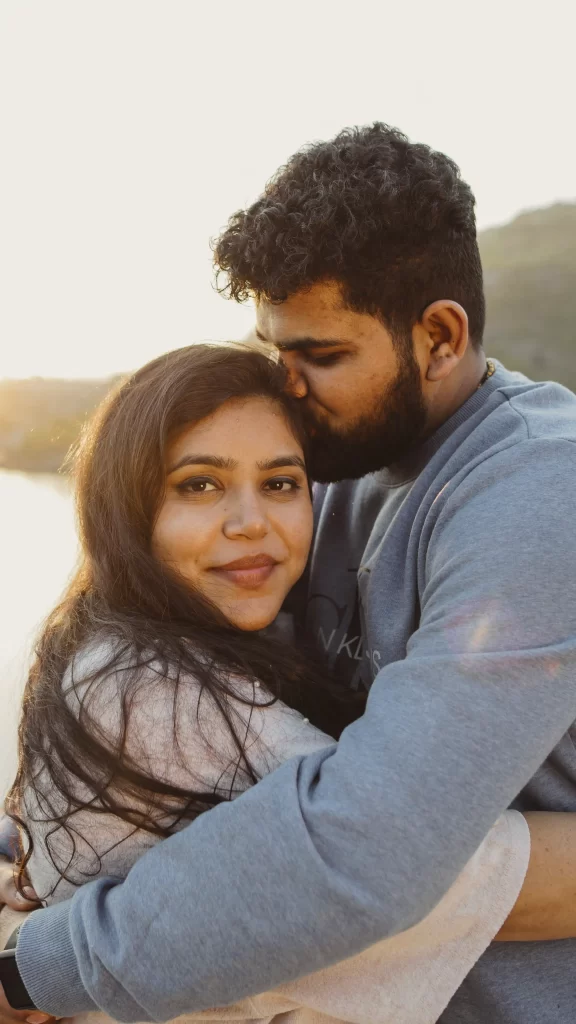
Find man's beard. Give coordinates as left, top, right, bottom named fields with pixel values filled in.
left=304, top=350, right=428, bottom=483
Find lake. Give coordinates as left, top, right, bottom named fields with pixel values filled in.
left=0, top=470, right=78, bottom=800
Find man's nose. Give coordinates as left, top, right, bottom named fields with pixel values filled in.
left=223, top=491, right=269, bottom=540
left=279, top=353, right=308, bottom=399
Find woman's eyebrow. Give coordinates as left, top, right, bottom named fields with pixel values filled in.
left=257, top=456, right=306, bottom=471
left=167, top=454, right=237, bottom=474
left=167, top=454, right=306, bottom=474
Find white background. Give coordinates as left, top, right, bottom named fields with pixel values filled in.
left=1, top=0, right=574, bottom=378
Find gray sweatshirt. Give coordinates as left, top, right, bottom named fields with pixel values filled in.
left=17, top=362, right=576, bottom=1024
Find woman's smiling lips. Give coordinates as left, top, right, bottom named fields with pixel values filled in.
left=210, top=554, right=279, bottom=589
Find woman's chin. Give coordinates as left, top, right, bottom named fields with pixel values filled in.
left=222, top=596, right=283, bottom=632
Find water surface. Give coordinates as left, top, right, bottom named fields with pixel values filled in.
left=0, top=471, right=77, bottom=799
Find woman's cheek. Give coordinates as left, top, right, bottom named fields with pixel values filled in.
left=154, top=504, right=202, bottom=566
left=171, top=506, right=210, bottom=562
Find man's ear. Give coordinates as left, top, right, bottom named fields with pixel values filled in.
left=414, top=301, right=469, bottom=382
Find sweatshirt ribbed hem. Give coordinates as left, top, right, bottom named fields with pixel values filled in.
left=17, top=902, right=98, bottom=1017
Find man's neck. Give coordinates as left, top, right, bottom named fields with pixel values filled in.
left=427, top=348, right=488, bottom=434
left=384, top=349, right=493, bottom=484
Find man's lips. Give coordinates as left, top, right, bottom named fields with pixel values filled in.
left=209, top=554, right=279, bottom=589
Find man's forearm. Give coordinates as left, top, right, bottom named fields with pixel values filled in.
left=497, top=812, right=576, bottom=941
left=16, top=631, right=576, bottom=1023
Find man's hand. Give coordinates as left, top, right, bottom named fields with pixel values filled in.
left=0, top=861, right=37, bottom=914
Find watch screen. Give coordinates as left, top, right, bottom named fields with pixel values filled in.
left=0, top=951, right=34, bottom=1010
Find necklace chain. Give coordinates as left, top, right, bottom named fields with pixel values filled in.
left=477, top=358, right=496, bottom=390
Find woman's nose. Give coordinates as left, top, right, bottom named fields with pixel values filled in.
left=222, top=494, right=269, bottom=540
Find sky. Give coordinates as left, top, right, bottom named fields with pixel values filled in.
left=1, top=0, right=574, bottom=380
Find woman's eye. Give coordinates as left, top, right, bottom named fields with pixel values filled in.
left=264, top=477, right=301, bottom=494
left=177, top=477, right=218, bottom=494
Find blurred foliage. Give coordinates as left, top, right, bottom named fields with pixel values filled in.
left=480, top=202, right=576, bottom=391
left=1, top=201, right=574, bottom=472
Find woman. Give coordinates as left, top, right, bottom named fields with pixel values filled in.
left=0, top=343, right=541, bottom=1023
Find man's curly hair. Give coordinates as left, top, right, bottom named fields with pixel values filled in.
left=214, top=123, right=485, bottom=347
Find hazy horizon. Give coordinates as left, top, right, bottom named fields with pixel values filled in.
left=1, top=0, right=574, bottom=381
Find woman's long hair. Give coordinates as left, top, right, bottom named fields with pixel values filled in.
left=6, top=343, right=351, bottom=897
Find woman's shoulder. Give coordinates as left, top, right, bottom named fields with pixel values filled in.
left=63, top=633, right=153, bottom=724
left=64, top=633, right=189, bottom=709
left=64, top=633, right=334, bottom=785
left=64, top=632, right=136, bottom=687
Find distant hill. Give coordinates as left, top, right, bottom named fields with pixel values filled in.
left=1, top=201, right=575, bottom=472
left=480, top=202, right=576, bottom=390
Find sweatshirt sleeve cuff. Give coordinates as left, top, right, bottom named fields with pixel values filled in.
left=16, top=902, right=98, bottom=1018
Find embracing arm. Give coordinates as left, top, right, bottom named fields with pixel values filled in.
left=4, top=810, right=576, bottom=943
left=4, top=812, right=576, bottom=1024
left=13, top=444, right=576, bottom=1021
left=496, top=812, right=576, bottom=941
left=0, top=714, right=568, bottom=1023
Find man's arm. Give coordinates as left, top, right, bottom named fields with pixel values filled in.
left=496, top=812, right=576, bottom=941
left=14, top=443, right=576, bottom=1022
left=2, top=813, right=576, bottom=1024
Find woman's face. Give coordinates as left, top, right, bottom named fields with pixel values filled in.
left=152, top=396, right=313, bottom=631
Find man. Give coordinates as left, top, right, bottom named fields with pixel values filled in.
left=2, top=123, right=576, bottom=1023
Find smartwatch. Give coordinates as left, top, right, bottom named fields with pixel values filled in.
left=0, top=926, right=36, bottom=1011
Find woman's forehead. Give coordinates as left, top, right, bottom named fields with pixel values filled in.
left=167, top=397, right=304, bottom=464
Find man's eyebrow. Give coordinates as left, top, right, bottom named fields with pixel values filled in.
left=167, top=454, right=237, bottom=474
left=256, top=334, right=346, bottom=353
left=257, top=455, right=307, bottom=472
